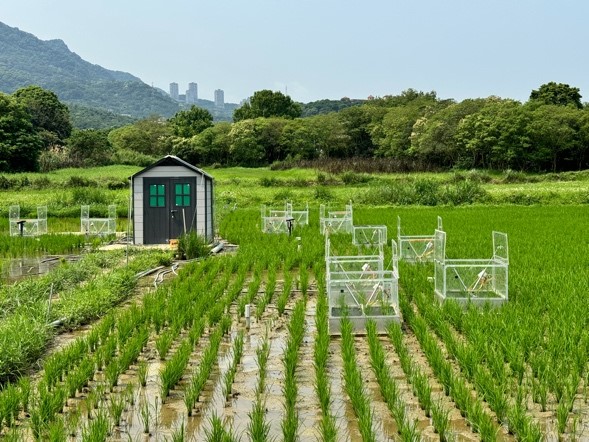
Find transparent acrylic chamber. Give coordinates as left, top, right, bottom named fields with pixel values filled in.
left=397, top=216, right=442, bottom=262
left=434, top=229, right=509, bottom=306
left=320, top=202, right=353, bottom=235
left=9, top=205, right=47, bottom=236
left=261, top=202, right=309, bottom=234
left=81, top=205, right=117, bottom=235
left=326, top=233, right=400, bottom=335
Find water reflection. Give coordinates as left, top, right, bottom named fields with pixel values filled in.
left=2, top=255, right=82, bottom=283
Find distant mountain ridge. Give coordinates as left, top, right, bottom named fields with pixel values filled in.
left=0, top=21, right=189, bottom=119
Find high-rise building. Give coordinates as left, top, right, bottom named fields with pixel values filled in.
left=169, top=82, right=179, bottom=101
left=186, top=82, right=198, bottom=104
left=214, top=89, right=225, bottom=107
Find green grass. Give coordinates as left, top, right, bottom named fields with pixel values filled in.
left=2, top=165, right=589, bottom=231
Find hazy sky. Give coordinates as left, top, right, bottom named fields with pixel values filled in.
left=2, top=0, right=588, bottom=104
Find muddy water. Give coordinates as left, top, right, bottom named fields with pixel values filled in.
left=2, top=254, right=82, bottom=283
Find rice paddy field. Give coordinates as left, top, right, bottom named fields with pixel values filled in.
left=0, top=167, right=589, bottom=441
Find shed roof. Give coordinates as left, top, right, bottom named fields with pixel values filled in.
left=130, top=155, right=214, bottom=180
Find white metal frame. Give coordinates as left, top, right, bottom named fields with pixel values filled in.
left=81, top=205, right=117, bottom=235
left=9, top=205, right=48, bottom=236
left=397, top=216, right=443, bottom=262
left=434, top=229, right=509, bottom=306
left=320, top=202, right=353, bottom=235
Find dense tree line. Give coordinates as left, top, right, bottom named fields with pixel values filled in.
left=172, top=85, right=589, bottom=172
left=2, top=83, right=589, bottom=173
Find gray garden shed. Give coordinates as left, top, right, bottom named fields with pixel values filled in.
left=130, top=155, right=214, bottom=244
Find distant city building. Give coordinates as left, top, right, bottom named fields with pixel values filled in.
left=214, top=89, right=225, bottom=107
left=169, top=82, right=179, bottom=101
left=178, top=94, right=186, bottom=103
left=186, top=82, right=198, bottom=104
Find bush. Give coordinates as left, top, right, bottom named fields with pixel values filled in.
left=259, top=177, right=280, bottom=187
left=340, top=171, right=372, bottom=185
left=67, top=176, right=97, bottom=188
left=0, top=176, right=14, bottom=190
left=70, top=187, right=109, bottom=205
left=502, top=169, right=532, bottom=184
left=105, top=179, right=128, bottom=190
left=358, top=183, right=415, bottom=205
left=314, top=186, right=333, bottom=201
left=111, top=149, right=156, bottom=167
left=413, top=178, right=440, bottom=206
left=273, top=189, right=294, bottom=203
left=177, top=232, right=209, bottom=259
left=442, top=180, right=489, bottom=205
left=31, top=176, right=51, bottom=189
left=38, top=148, right=79, bottom=172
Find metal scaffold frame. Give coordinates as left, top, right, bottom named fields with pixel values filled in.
left=260, top=201, right=309, bottom=234
left=434, top=229, right=509, bottom=306
left=326, top=234, right=400, bottom=335
left=81, top=205, right=117, bottom=236
left=320, top=202, right=353, bottom=235
left=9, top=205, right=48, bottom=237
left=397, top=216, right=443, bottom=262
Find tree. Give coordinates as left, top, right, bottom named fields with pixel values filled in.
left=233, top=90, right=301, bottom=122
left=410, top=99, right=487, bottom=167
left=67, top=129, right=112, bottom=167
left=254, top=118, right=288, bottom=163
left=529, top=82, right=582, bottom=109
left=108, top=116, right=172, bottom=156
left=228, top=120, right=266, bottom=166
left=172, top=122, right=231, bottom=166
left=454, top=98, right=531, bottom=170
left=527, top=105, right=582, bottom=171
left=168, top=106, right=213, bottom=138
left=338, top=106, right=375, bottom=157
left=0, top=93, right=44, bottom=171
left=13, top=85, right=72, bottom=147
left=311, top=113, right=351, bottom=159
left=280, top=119, right=319, bottom=160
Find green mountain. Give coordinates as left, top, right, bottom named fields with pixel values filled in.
left=0, top=21, right=181, bottom=118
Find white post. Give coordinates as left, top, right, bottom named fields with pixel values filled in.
left=245, top=304, right=251, bottom=330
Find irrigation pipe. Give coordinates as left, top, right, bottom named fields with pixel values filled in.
left=153, top=263, right=179, bottom=288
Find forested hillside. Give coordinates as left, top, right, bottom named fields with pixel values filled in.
left=0, top=21, right=180, bottom=118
